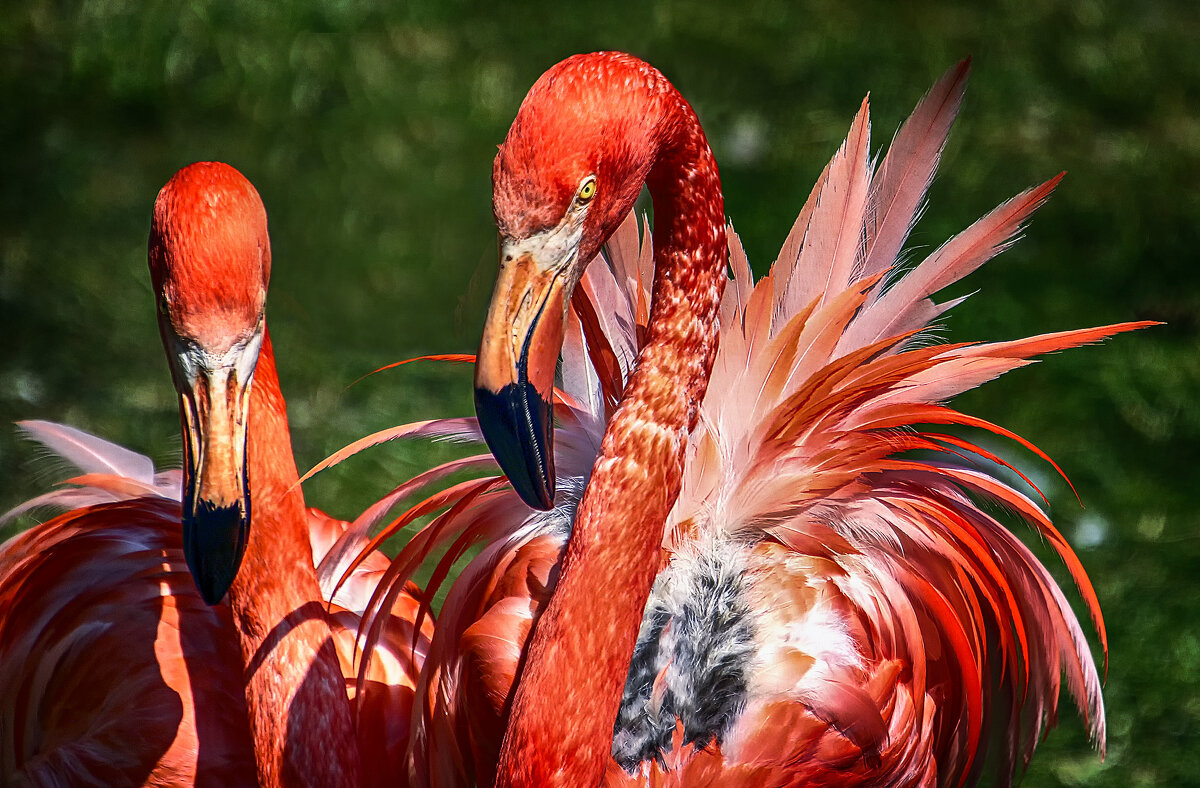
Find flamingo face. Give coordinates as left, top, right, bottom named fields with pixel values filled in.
left=477, top=54, right=677, bottom=511
left=148, top=161, right=270, bottom=603
left=170, top=324, right=262, bottom=604
left=475, top=178, right=596, bottom=510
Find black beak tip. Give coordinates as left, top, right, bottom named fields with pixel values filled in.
left=182, top=500, right=250, bottom=605
left=475, top=383, right=555, bottom=511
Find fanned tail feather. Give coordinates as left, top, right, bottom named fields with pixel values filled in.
left=860, top=58, right=970, bottom=280
left=663, top=62, right=1148, bottom=780
left=839, top=174, right=1066, bottom=356
left=788, top=96, right=872, bottom=315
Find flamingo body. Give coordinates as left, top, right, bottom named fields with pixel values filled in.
left=344, top=56, right=1148, bottom=787
left=0, top=162, right=431, bottom=786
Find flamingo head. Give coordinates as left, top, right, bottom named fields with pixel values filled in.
left=476, top=52, right=674, bottom=510
left=148, top=161, right=270, bottom=604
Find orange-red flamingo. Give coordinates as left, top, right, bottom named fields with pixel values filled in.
left=0, top=162, right=431, bottom=786
left=329, top=54, right=1151, bottom=786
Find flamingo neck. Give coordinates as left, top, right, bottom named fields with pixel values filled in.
left=496, top=100, right=727, bottom=787
left=225, top=329, right=361, bottom=787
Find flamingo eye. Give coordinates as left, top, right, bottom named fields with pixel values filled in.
left=576, top=177, right=597, bottom=204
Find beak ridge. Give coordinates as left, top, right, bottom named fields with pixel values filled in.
left=474, top=248, right=569, bottom=512
left=183, top=495, right=249, bottom=605
left=475, top=380, right=554, bottom=510
left=175, top=336, right=259, bottom=605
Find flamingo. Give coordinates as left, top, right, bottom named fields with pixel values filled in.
left=0, top=161, right=431, bottom=786
left=324, top=53, right=1153, bottom=786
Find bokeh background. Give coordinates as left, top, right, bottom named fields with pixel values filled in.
left=2, top=1, right=1197, bottom=784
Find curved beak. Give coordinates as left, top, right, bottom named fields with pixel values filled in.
left=475, top=241, right=575, bottom=511
left=174, top=328, right=262, bottom=604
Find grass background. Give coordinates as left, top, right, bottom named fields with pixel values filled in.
left=2, top=1, right=1197, bottom=784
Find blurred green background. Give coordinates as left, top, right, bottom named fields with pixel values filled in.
left=1, top=0, right=1196, bottom=784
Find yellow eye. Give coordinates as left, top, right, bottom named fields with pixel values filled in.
left=577, top=178, right=597, bottom=203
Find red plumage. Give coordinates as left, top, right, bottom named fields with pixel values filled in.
left=0, top=497, right=256, bottom=785
left=0, top=449, right=432, bottom=786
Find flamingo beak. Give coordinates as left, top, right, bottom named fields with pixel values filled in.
left=474, top=246, right=571, bottom=511
left=175, top=328, right=262, bottom=604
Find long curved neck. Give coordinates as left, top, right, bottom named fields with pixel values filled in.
left=227, top=328, right=361, bottom=787
left=496, top=98, right=726, bottom=787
